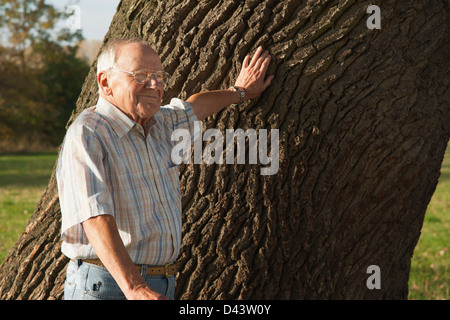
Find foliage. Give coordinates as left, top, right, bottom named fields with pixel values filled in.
left=0, top=0, right=89, bottom=151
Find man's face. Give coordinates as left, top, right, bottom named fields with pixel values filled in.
left=101, top=43, right=165, bottom=126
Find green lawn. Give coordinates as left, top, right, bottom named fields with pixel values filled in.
left=408, top=145, right=449, bottom=299
left=0, top=147, right=448, bottom=299
left=0, top=152, right=57, bottom=261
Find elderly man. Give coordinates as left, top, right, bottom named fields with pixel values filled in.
left=56, top=38, right=273, bottom=300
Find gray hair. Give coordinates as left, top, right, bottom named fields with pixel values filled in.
left=96, top=38, right=149, bottom=76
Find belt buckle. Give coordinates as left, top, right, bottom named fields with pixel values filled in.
left=164, top=264, right=170, bottom=278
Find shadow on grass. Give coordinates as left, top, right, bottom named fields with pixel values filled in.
left=0, top=152, right=57, bottom=188
left=0, top=172, right=54, bottom=188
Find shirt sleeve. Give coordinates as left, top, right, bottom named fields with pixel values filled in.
left=158, top=98, right=198, bottom=136
left=56, top=121, right=113, bottom=245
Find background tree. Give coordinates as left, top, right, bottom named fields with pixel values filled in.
left=0, top=0, right=89, bottom=151
left=0, top=0, right=448, bottom=299
left=0, top=0, right=73, bottom=67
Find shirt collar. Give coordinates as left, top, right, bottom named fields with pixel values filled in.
left=94, top=96, right=135, bottom=138
left=95, top=96, right=159, bottom=138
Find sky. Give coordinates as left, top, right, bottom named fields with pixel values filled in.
left=47, top=0, right=121, bottom=41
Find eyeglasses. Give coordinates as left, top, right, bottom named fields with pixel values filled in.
left=111, top=67, right=169, bottom=86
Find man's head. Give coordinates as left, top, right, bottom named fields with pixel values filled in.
left=97, top=38, right=165, bottom=126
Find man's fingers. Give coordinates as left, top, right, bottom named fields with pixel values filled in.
left=249, top=46, right=264, bottom=68
left=242, top=54, right=250, bottom=68
left=253, top=50, right=270, bottom=71
left=260, top=54, right=271, bottom=75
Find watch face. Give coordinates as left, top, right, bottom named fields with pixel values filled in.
left=231, top=86, right=245, bottom=104
left=240, top=91, right=245, bottom=102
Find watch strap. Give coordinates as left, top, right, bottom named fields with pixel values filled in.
left=230, top=86, right=245, bottom=106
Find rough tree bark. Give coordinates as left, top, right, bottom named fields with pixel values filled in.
left=0, top=0, right=448, bottom=300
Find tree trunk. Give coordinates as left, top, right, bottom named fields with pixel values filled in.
left=0, top=0, right=448, bottom=300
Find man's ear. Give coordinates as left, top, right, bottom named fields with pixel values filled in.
left=98, top=71, right=112, bottom=96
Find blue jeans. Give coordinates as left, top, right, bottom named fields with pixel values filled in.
left=64, top=259, right=175, bottom=300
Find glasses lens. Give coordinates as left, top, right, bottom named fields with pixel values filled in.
left=154, top=72, right=162, bottom=83
left=134, top=71, right=148, bottom=84
left=151, top=71, right=168, bottom=85
left=133, top=70, right=168, bottom=86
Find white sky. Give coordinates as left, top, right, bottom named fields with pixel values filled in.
left=47, top=0, right=121, bottom=41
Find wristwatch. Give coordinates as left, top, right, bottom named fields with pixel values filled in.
left=230, top=86, right=245, bottom=106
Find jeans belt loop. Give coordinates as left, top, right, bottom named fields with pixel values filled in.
left=140, top=264, right=147, bottom=277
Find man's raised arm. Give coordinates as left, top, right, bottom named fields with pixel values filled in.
left=187, top=47, right=274, bottom=121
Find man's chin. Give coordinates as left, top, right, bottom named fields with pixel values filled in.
left=138, top=103, right=161, bottom=118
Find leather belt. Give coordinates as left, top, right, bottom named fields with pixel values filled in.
left=72, top=258, right=178, bottom=277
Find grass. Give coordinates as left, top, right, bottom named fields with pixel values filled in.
left=0, top=146, right=448, bottom=299
left=0, top=152, right=57, bottom=262
left=408, top=144, right=450, bottom=300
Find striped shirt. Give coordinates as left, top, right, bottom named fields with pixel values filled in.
left=56, top=96, right=197, bottom=265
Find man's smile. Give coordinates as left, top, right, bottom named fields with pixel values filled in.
left=139, top=94, right=159, bottom=100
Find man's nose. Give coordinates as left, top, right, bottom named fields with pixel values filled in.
left=144, top=77, right=159, bottom=88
